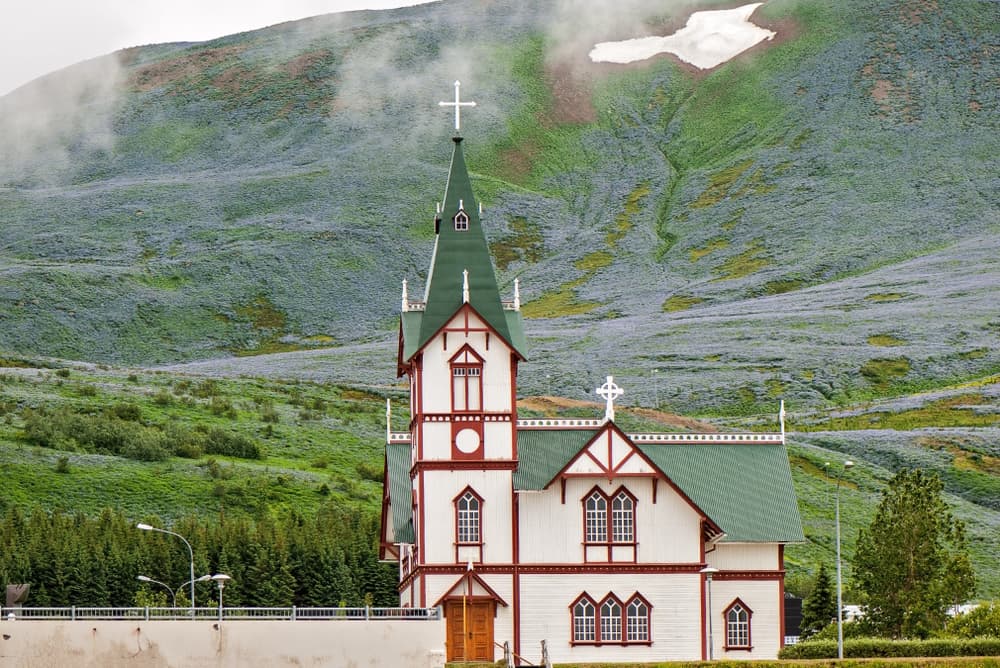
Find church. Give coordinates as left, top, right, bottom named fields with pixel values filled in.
left=380, top=83, right=804, bottom=665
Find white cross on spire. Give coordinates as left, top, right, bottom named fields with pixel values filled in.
left=439, top=80, right=476, bottom=132
left=596, top=375, right=624, bottom=422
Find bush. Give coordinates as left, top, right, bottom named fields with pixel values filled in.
left=779, top=637, right=1000, bottom=659
left=203, top=427, right=263, bottom=459
left=947, top=601, right=1000, bottom=638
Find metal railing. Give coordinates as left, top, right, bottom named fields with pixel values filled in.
left=1, top=606, right=440, bottom=621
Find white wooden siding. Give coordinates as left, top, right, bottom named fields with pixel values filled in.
left=708, top=579, right=783, bottom=659
left=419, top=470, right=513, bottom=564
left=518, top=573, right=702, bottom=663
left=707, top=543, right=779, bottom=570
left=517, top=478, right=702, bottom=564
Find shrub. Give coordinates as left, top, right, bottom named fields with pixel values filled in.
left=947, top=601, right=1000, bottom=638
left=203, top=428, right=263, bottom=459
left=779, top=637, right=1000, bottom=659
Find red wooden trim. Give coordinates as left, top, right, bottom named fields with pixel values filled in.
left=700, top=569, right=707, bottom=660
left=448, top=343, right=485, bottom=363
left=512, top=483, right=521, bottom=660
left=652, top=478, right=658, bottom=504
left=713, top=570, right=785, bottom=580
left=510, top=354, right=518, bottom=459
left=409, top=563, right=704, bottom=576
left=431, top=572, right=509, bottom=608
left=414, top=460, right=517, bottom=472
left=403, top=302, right=526, bottom=364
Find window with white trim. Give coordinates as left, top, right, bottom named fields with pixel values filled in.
left=600, top=597, right=622, bottom=642
left=455, top=490, right=481, bottom=544
left=454, top=210, right=469, bottom=231
left=626, top=597, right=650, bottom=642
left=725, top=601, right=752, bottom=649
left=611, top=490, right=634, bottom=542
left=583, top=487, right=636, bottom=545
left=585, top=490, right=607, bottom=543
left=571, top=592, right=652, bottom=646
left=572, top=596, right=596, bottom=642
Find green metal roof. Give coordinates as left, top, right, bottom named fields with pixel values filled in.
left=638, top=441, right=804, bottom=543
left=407, top=137, right=526, bottom=359
left=514, top=428, right=804, bottom=543
left=385, top=443, right=414, bottom=544
left=513, top=428, right=600, bottom=490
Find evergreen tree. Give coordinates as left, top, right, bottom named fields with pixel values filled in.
left=799, top=562, right=837, bottom=638
left=852, top=469, right=975, bottom=638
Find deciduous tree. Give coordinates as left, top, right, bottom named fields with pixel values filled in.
left=852, top=469, right=975, bottom=638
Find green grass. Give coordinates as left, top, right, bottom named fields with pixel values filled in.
left=662, top=295, right=705, bottom=312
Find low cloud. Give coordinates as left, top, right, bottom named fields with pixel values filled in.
left=0, top=53, right=124, bottom=184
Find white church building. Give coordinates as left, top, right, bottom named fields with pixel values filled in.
left=380, top=85, right=804, bottom=665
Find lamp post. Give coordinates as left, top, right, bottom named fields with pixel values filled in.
left=700, top=566, right=719, bottom=660
left=137, top=523, right=196, bottom=616
left=212, top=574, right=231, bottom=621
left=138, top=574, right=212, bottom=610
left=825, top=460, right=854, bottom=660
left=137, top=575, right=173, bottom=607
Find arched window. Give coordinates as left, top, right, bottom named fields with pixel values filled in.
left=572, top=595, right=596, bottom=642
left=454, top=488, right=482, bottom=544
left=611, top=490, right=634, bottom=543
left=599, top=596, right=623, bottom=642
left=625, top=595, right=651, bottom=642
left=584, top=490, right=607, bottom=543
left=570, top=592, right=653, bottom=645
left=454, top=210, right=469, bottom=231
left=724, top=600, right=752, bottom=650
left=583, top=487, right=636, bottom=545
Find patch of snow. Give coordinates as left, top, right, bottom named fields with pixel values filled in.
left=589, top=2, right=776, bottom=70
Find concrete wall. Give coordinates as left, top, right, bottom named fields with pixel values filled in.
left=0, top=619, right=446, bottom=668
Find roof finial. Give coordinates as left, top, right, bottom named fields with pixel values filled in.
left=597, top=375, right=624, bottom=422
left=462, top=269, right=470, bottom=303
left=779, top=399, right=786, bottom=441
left=401, top=278, right=409, bottom=312
left=513, top=278, right=521, bottom=310
left=439, top=80, right=476, bottom=132
left=385, top=398, right=391, bottom=443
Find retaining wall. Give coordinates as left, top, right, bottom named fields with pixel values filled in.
left=0, top=619, right=446, bottom=668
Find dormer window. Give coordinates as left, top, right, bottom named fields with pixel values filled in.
left=454, top=210, right=469, bottom=231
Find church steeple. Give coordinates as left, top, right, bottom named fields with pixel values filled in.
left=398, top=82, right=525, bottom=365
left=417, top=135, right=517, bottom=352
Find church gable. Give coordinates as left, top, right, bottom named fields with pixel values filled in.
left=562, top=424, right=658, bottom=478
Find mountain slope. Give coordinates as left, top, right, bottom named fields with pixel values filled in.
left=0, top=0, right=996, bottom=416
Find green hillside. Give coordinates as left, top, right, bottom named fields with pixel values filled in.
left=0, top=361, right=998, bottom=597
left=0, top=0, right=997, bottom=600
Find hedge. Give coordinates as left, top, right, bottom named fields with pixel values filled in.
left=779, top=638, right=1000, bottom=659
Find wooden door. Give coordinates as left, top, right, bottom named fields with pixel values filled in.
left=445, top=599, right=494, bottom=662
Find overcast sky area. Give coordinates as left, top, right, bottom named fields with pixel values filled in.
left=0, top=0, right=438, bottom=97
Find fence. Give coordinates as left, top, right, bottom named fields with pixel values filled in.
left=1, top=606, right=440, bottom=621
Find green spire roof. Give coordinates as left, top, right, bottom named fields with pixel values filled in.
left=409, top=136, right=525, bottom=358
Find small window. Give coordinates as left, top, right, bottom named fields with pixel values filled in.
left=626, top=596, right=650, bottom=642
left=600, top=597, right=622, bottom=642
left=456, top=490, right=481, bottom=544
left=585, top=491, right=607, bottom=543
left=572, top=596, right=596, bottom=642
left=725, top=601, right=752, bottom=649
left=454, top=211, right=469, bottom=231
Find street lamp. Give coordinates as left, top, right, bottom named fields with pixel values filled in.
left=137, top=523, right=196, bottom=615
left=137, top=574, right=211, bottom=609
left=700, top=566, right=719, bottom=660
left=212, top=574, right=231, bottom=621
left=137, top=575, right=173, bottom=606
left=825, top=460, right=854, bottom=660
